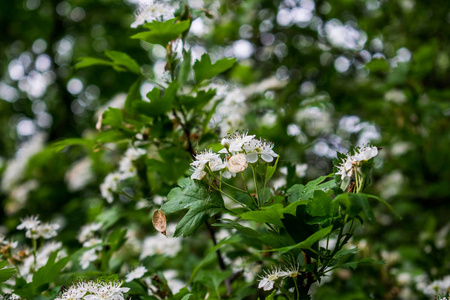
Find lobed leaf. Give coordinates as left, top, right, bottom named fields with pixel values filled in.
left=193, top=54, right=236, bottom=83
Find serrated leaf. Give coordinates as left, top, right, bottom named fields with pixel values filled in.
left=162, top=178, right=224, bottom=237
left=131, top=19, right=191, bottom=46
left=263, top=225, right=333, bottom=253
left=179, top=90, right=216, bottom=111
left=193, top=54, right=236, bottom=83
left=133, top=82, right=178, bottom=117
left=102, top=107, right=124, bottom=128
left=287, top=174, right=335, bottom=203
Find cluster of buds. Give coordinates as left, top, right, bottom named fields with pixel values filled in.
left=335, top=145, right=379, bottom=193
left=190, top=131, right=278, bottom=181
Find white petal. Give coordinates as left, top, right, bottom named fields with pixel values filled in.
left=245, top=152, right=258, bottom=163
left=264, top=280, right=274, bottom=291
left=261, top=153, right=274, bottom=162
left=258, top=278, right=268, bottom=289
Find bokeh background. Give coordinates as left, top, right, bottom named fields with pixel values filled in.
left=1, top=0, right=449, bottom=299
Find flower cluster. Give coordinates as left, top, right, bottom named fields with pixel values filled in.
left=258, top=265, right=300, bottom=291
left=55, top=279, right=130, bottom=300
left=335, top=145, right=378, bottom=181
left=16, top=215, right=59, bottom=240
left=77, top=222, right=103, bottom=270
left=190, top=132, right=278, bottom=180
left=100, top=146, right=146, bottom=203
left=125, top=265, right=148, bottom=282
left=130, top=0, right=175, bottom=28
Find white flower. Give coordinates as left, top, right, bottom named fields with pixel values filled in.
left=258, top=268, right=282, bottom=291
left=83, top=238, right=103, bottom=249
left=353, top=146, right=378, bottom=162
left=131, top=1, right=175, bottom=28
left=57, top=280, right=129, bottom=300
left=65, top=157, right=93, bottom=192
left=190, top=149, right=226, bottom=180
left=37, top=222, right=60, bottom=239
left=243, top=139, right=278, bottom=163
left=335, top=154, right=355, bottom=180
left=78, top=222, right=103, bottom=243
left=118, top=157, right=137, bottom=180
left=125, top=266, right=148, bottom=282
left=335, top=145, right=379, bottom=180
left=17, top=215, right=40, bottom=231
left=100, top=172, right=120, bottom=203
left=279, top=264, right=300, bottom=278
left=124, top=147, right=146, bottom=160
left=140, top=225, right=181, bottom=259
left=80, top=249, right=98, bottom=269
left=190, top=168, right=207, bottom=180
left=219, top=132, right=255, bottom=154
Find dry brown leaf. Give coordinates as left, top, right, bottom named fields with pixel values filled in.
left=152, top=209, right=167, bottom=236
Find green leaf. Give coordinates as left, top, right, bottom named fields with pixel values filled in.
left=337, top=258, right=385, bottom=270
left=264, top=156, right=279, bottom=185
left=162, top=178, right=224, bottom=237
left=105, top=50, right=141, bottom=74
left=193, top=54, right=236, bottom=83
left=188, top=235, right=241, bottom=285
left=178, top=50, right=192, bottom=86
left=212, top=220, right=261, bottom=239
left=133, top=82, right=178, bottom=117
left=101, top=228, right=127, bottom=271
left=0, top=264, right=15, bottom=282
left=263, top=225, right=333, bottom=253
left=307, top=190, right=334, bottom=217
left=287, top=174, right=335, bottom=203
left=181, top=294, right=193, bottom=300
left=240, top=203, right=284, bottom=227
left=51, top=138, right=95, bottom=152
left=333, top=247, right=359, bottom=260
left=124, top=78, right=142, bottom=116
left=131, top=19, right=191, bottom=46
left=333, top=193, right=374, bottom=223
left=31, top=251, right=70, bottom=294
left=75, top=57, right=113, bottom=69
left=179, top=90, right=216, bottom=111
left=102, top=107, right=124, bottom=128
left=76, top=51, right=140, bottom=74
left=365, top=194, right=401, bottom=219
